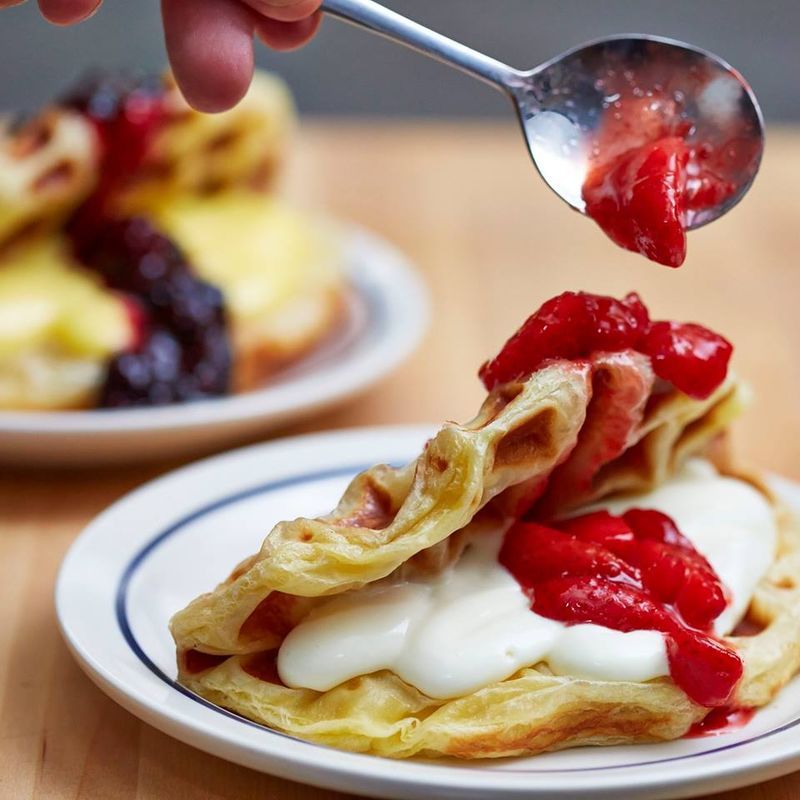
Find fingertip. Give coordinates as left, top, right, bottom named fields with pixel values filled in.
left=256, top=11, right=321, bottom=52
left=174, top=58, right=254, bottom=113
left=162, top=0, right=255, bottom=112
left=37, top=0, right=99, bottom=25
left=172, top=45, right=255, bottom=113
left=248, top=0, right=321, bottom=23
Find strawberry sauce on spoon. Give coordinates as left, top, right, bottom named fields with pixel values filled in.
left=580, top=51, right=763, bottom=267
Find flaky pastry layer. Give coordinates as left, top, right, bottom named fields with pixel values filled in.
left=169, top=357, right=784, bottom=759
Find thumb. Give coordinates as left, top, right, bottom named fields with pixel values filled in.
left=240, top=0, right=321, bottom=23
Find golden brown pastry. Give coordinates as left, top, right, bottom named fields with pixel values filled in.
left=171, top=291, right=798, bottom=758
left=0, top=71, right=347, bottom=409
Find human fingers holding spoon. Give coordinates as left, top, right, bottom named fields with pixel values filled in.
left=7, top=0, right=763, bottom=265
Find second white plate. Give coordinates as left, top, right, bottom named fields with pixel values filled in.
left=57, top=426, right=800, bottom=800
left=0, top=226, right=429, bottom=466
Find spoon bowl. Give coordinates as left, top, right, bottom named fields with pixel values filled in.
left=322, top=1, right=764, bottom=232
left=513, top=35, right=764, bottom=228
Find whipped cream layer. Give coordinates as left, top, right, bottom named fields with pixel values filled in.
left=277, top=460, right=777, bottom=699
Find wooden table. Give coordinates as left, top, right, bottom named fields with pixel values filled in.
left=2, top=123, right=799, bottom=800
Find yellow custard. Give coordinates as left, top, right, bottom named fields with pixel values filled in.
left=0, top=236, right=132, bottom=358
left=137, top=192, right=343, bottom=322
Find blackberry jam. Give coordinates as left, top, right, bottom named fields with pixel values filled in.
left=61, top=72, right=166, bottom=224
left=62, top=73, right=233, bottom=408
left=76, top=217, right=231, bottom=408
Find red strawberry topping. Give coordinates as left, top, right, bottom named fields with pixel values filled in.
left=499, top=510, right=742, bottom=707
left=578, top=67, right=760, bottom=267
left=479, top=291, right=732, bottom=400
left=584, top=137, right=689, bottom=268
left=478, top=292, right=649, bottom=389
left=640, top=321, right=733, bottom=400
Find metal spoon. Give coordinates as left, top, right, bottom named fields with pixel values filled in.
left=321, top=0, right=764, bottom=229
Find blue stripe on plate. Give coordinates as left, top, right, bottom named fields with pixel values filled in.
left=115, top=465, right=800, bottom=773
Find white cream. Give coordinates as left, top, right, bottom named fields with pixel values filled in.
left=277, top=459, right=777, bottom=698
left=277, top=533, right=566, bottom=698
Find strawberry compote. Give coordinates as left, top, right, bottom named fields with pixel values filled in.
left=478, top=290, right=732, bottom=400
left=499, top=509, right=743, bottom=707
left=687, top=705, right=755, bottom=737
left=582, top=68, right=760, bottom=267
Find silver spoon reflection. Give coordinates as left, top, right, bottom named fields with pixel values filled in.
left=321, top=0, right=764, bottom=233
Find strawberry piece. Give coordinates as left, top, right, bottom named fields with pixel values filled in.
left=531, top=576, right=672, bottom=633
left=557, top=510, right=633, bottom=544
left=625, top=508, right=727, bottom=628
left=675, top=568, right=728, bottom=631
left=585, top=292, right=651, bottom=351
left=635, top=539, right=687, bottom=603
left=684, top=137, right=751, bottom=219
left=583, top=137, right=689, bottom=268
left=478, top=291, right=732, bottom=400
left=530, top=575, right=741, bottom=707
left=499, top=522, right=639, bottom=586
left=558, top=511, right=640, bottom=566
left=640, top=321, right=733, bottom=399
left=478, top=293, right=590, bottom=390
left=576, top=66, right=757, bottom=267
left=478, top=291, right=650, bottom=390
left=502, top=506, right=741, bottom=706
left=667, top=630, right=743, bottom=708
left=623, top=508, right=692, bottom=548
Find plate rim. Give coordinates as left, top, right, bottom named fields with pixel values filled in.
left=56, top=425, right=800, bottom=799
left=0, top=225, right=429, bottom=434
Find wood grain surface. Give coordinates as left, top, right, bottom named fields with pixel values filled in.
left=1, top=123, right=799, bottom=800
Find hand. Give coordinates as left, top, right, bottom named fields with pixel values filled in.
left=0, top=0, right=322, bottom=112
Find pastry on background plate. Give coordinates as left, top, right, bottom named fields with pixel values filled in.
left=0, top=71, right=347, bottom=410
left=171, top=290, right=800, bottom=759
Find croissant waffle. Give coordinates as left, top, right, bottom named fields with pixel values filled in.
left=114, top=72, right=341, bottom=394
left=172, top=360, right=593, bottom=654
left=0, top=70, right=348, bottom=410
left=170, top=355, right=788, bottom=759
left=119, top=71, right=295, bottom=211
left=0, top=109, right=97, bottom=250
left=0, top=71, right=295, bottom=254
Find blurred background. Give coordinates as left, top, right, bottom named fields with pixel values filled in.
left=0, top=0, right=798, bottom=475
left=2, top=7, right=800, bottom=797
left=1, top=0, right=799, bottom=120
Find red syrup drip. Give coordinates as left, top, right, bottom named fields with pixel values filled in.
left=478, top=290, right=732, bottom=400
left=499, top=509, right=743, bottom=707
left=687, top=706, right=756, bottom=737
left=581, top=77, right=756, bottom=267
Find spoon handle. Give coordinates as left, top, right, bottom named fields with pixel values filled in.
left=320, top=0, right=521, bottom=93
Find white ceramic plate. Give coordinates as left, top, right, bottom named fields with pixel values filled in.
left=0, top=227, right=428, bottom=466
left=57, top=426, right=800, bottom=800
